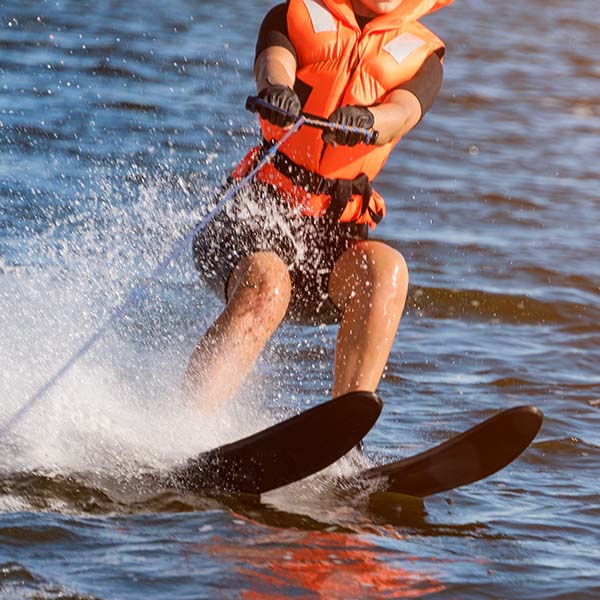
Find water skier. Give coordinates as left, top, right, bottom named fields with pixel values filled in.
left=187, top=0, right=451, bottom=409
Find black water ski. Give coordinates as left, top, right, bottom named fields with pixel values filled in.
left=167, top=391, right=382, bottom=495
left=339, top=405, right=543, bottom=497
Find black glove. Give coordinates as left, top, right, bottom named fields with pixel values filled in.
left=323, top=105, right=375, bottom=146
left=256, top=84, right=301, bottom=127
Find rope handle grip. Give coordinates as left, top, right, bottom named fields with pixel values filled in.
left=245, top=96, right=379, bottom=146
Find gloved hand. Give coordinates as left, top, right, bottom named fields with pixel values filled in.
left=323, top=105, right=375, bottom=146
left=256, top=84, right=302, bottom=127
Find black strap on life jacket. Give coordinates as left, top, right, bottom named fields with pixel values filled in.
left=261, top=140, right=383, bottom=224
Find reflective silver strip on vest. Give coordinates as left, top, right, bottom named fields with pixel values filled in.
left=383, top=33, right=425, bottom=64
left=302, top=0, right=337, bottom=33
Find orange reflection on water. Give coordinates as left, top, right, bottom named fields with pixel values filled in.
left=207, top=528, right=445, bottom=599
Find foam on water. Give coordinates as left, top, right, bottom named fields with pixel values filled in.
left=0, top=161, right=280, bottom=483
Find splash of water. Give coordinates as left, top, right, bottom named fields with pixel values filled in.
left=0, top=161, right=274, bottom=481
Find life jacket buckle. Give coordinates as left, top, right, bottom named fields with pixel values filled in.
left=328, top=174, right=372, bottom=222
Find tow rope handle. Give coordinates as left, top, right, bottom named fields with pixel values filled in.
left=245, top=96, right=379, bottom=146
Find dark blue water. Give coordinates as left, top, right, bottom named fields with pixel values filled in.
left=1, top=0, right=599, bottom=598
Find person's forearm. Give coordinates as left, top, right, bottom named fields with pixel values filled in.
left=254, top=46, right=297, bottom=92
left=368, top=89, right=422, bottom=145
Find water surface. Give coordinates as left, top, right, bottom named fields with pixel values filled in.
left=1, top=0, right=599, bottom=598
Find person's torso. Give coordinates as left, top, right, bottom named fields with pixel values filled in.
left=259, top=0, right=447, bottom=181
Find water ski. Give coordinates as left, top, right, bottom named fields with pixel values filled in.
left=165, top=391, right=382, bottom=495
left=338, top=405, right=543, bottom=497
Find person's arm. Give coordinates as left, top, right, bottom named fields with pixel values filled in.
left=252, top=4, right=300, bottom=126
left=325, top=51, right=444, bottom=146
left=254, top=45, right=296, bottom=92
left=366, top=52, right=444, bottom=145
left=368, top=89, right=423, bottom=145
left=253, top=4, right=297, bottom=91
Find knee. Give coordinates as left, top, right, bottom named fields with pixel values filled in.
left=335, top=242, right=408, bottom=313
left=376, top=246, right=409, bottom=293
left=228, top=252, right=292, bottom=321
left=366, top=246, right=408, bottom=305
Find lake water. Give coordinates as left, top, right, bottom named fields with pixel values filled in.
left=0, top=0, right=599, bottom=598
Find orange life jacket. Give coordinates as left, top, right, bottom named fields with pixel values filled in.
left=235, top=0, right=451, bottom=228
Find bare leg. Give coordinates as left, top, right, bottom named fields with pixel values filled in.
left=328, top=241, right=409, bottom=396
left=185, top=251, right=291, bottom=411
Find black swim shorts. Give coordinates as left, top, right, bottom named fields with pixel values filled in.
left=192, top=181, right=368, bottom=324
